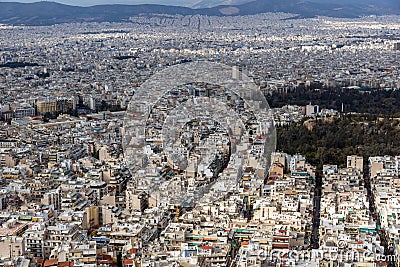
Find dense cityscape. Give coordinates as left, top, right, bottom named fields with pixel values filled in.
left=0, top=9, right=400, bottom=267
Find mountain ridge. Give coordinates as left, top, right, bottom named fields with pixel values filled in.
left=190, top=0, right=254, bottom=9
left=0, top=0, right=399, bottom=26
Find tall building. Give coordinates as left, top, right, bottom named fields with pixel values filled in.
left=271, top=152, right=287, bottom=172
left=37, top=99, right=57, bottom=114
left=24, top=224, right=46, bottom=259
left=0, top=195, right=7, bottom=210
left=41, top=190, right=61, bottom=210
left=82, top=206, right=101, bottom=230
left=306, top=103, right=319, bottom=116
left=14, top=103, right=35, bottom=118
left=0, top=236, right=25, bottom=259
left=347, top=155, right=363, bottom=172
left=232, top=66, right=240, bottom=79
left=44, top=224, right=81, bottom=257
left=126, top=184, right=148, bottom=212
left=56, top=96, right=77, bottom=114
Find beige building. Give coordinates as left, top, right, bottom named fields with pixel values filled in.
left=268, top=162, right=284, bottom=178
left=306, top=103, right=319, bottom=116
left=0, top=236, right=25, bottom=259
left=37, top=99, right=57, bottom=114
left=370, top=161, right=384, bottom=178
left=101, top=206, right=120, bottom=224
left=82, top=206, right=101, bottom=230
left=347, top=155, right=363, bottom=172
left=126, top=189, right=148, bottom=212
left=98, top=146, right=111, bottom=161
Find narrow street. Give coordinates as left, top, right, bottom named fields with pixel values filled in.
left=364, top=167, right=396, bottom=267
left=311, top=169, right=322, bottom=249
left=310, top=166, right=397, bottom=266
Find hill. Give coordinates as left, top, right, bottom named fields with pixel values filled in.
left=0, top=1, right=194, bottom=25
left=207, top=0, right=400, bottom=17
left=0, top=0, right=399, bottom=25
left=190, top=0, right=253, bottom=9
left=277, top=115, right=400, bottom=167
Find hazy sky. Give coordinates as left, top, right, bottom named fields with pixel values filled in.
left=9, top=0, right=196, bottom=6
left=10, top=0, right=395, bottom=7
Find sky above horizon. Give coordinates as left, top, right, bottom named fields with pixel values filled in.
left=4, top=0, right=397, bottom=7
left=3, top=0, right=196, bottom=6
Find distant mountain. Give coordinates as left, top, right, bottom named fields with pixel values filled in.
left=205, top=0, right=400, bottom=17
left=0, top=1, right=194, bottom=25
left=0, top=0, right=399, bottom=26
left=308, top=0, right=399, bottom=7
left=190, top=0, right=254, bottom=9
